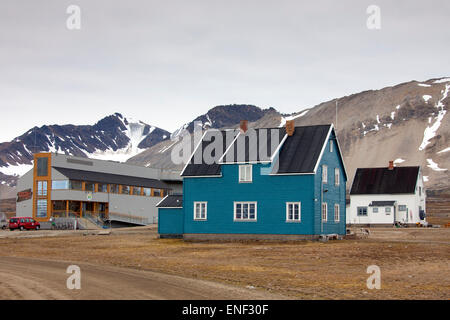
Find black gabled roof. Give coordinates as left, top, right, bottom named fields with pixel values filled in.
left=53, top=167, right=169, bottom=189
left=181, top=124, right=341, bottom=177
left=276, top=124, right=331, bottom=174
left=181, top=130, right=237, bottom=177
left=221, top=128, right=286, bottom=163
left=156, top=194, right=183, bottom=208
left=350, top=166, right=420, bottom=195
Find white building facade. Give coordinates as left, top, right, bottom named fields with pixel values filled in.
left=348, top=164, right=426, bottom=226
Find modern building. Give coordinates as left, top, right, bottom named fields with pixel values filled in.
left=16, top=153, right=182, bottom=227
left=157, top=122, right=347, bottom=240
left=347, top=162, right=426, bottom=226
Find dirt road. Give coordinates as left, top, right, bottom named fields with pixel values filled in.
left=0, top=256, right=283, bottom=300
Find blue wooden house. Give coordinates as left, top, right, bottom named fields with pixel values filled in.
left=157, top=123, right=347, bottom=240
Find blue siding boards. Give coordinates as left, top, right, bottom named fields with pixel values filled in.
left=161, top=124, right=347, bottom=240
left=313, top=133, right=347, bottom=235
left=158, top=208, right=184, bottom=236
left=183, top=164, right=316, bottom=235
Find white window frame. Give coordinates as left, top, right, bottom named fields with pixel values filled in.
left=334, top=204, right=340, bottom=222
left=286, top=202, right=301, bottom=222
left=234, top=202, right=257, bottom=221
left=335, top=168, right=340, bottom=186
left=357, top=206, right=368, bottom=216
left=37, top=181, right=48, bottom=196
left=239, top=165, right=253, bottom=183
left=373, top=207, right=379, bottom=213
left=194, top=202, right=207, bottom=220
left=322, top=165, right=328, bottom=184
left=385, top=207, right=391, bottom=214
left=322, top=202, right=328, bottom=222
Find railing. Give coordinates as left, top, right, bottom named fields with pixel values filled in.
left=83, top=211, right=108, bottom=228
left=108, top=212, right=151, bottom=226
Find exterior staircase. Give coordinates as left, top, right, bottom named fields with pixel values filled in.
left=79, top=217, right=104, bottom=230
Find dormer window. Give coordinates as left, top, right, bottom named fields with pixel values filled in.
left=330, top=141, right=333, bottom=152
left=239, top=165, right=252, bottom=183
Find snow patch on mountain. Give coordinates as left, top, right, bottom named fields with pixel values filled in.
left=279, top=109, right=309, bottom=127
left=89, top=116, right=154, bottom=163
left=0, top=163, right=33, bottom=177
left=170, top=123, right=189, bottom=141
left=426, top=158, right=447, bottom=172
left=423, top=95, right=432, bottom=102
left=433, top=78, right=450, bottom=84
left=419, top=84, right=449, bottom=151
left=438, top=147, right=450, bottom=154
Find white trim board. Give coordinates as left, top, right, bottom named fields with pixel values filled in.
left=180, top=130, right=208, bottom=177
left=313, top=124, right=334, bottom=174
left=155, top=195, right=169, bottom=207
left=217, top=131, right=241, bottom=164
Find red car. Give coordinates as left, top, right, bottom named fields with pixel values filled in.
left=9, top=217, right=41, bottom=231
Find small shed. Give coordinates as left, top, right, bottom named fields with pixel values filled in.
left=156, top=194, right=184, bottom=238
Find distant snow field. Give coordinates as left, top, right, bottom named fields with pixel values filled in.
left=394, top=158, right=405, bottom=164
left=0, top=163, right=33, bottom=177
left=433, top=78, right=450, bottom=84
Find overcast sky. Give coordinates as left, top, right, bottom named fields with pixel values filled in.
left=0, top=0, right=449, bottom=142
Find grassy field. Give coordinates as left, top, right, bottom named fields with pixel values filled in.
left=0, top=227, right=448, bottom=299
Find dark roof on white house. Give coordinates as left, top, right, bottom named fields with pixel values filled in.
left=350, top=166, right=420, bottom=195
left=181, top=124, right=343, bottom=177
left=53, top=167, right=170, bottom=189
left=156, top=194, right=183, bottom=208
left=369, top=201, right=396, bottom=207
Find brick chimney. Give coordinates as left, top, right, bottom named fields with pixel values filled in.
left=286, top=120, right=295, bottom=136
left=388, top=160, right=394, bottom=170
left=240, top=120, right=248, bottom=133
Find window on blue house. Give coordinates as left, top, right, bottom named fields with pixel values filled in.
left=239, top=165, right=252, bottom=183
left=234, top=202, right=257, bottom=221
left=322, top=165, right=328, bottom=184
left=330, top=141, right=333, bottom=152
left=286, top=202, right=301, bottom=222
left=334, top=204, right=340, bottom=222
left=322, top=203, right=328, bottom=222
left=194, top=202, right=207, bottom=220
left=335, top=168, right=340, bottom=186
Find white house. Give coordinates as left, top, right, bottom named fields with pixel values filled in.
left=348, top=162, right=426, bottom=226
